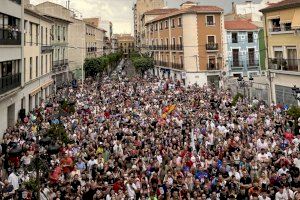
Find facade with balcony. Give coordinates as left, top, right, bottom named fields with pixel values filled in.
left=22, top=6, right=54, bottom=113
left=145, top=1, right=224, bottom=87
left=35, top=2, right=72, bottom=87
left=261, top=0, right=300, bottom=106
left=0, top=0, right=23, bottom=137
left=225, top=20, right=261, bottom=77
left=116, top=34, right=135, bottom=58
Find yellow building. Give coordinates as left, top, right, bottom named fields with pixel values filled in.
left=115, top=34, right=135, bottom=58
left=261, top=0, right=300, bottom=105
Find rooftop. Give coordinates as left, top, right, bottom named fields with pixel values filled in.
left=225, top=20, right=259, bottom=30
left=146, top=5, right=223, bottom=25
left=143, top=8, right=178, bottom=15
left=260, top=0, right=300, bottom=12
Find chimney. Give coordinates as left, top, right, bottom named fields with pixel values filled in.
left=180, top=1, right=197, bottom=9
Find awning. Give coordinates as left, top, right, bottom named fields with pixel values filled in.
left=30, top=87, right=41, bottom=96
left=292, top=8, right=300, bottom=29
left=280, top=10, right=294, bottom=23
left=41, top=80, right=54, bottom=89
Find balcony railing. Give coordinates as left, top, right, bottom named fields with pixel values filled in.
left=87, top=47, right=97, bottom=52
left=268, top=58, right=299, bottom=72
left=247, top=60, right=260, bottom=67
left=207, top=63, right=220, bottom=70
left=206, top=43, right=218, bottom=51
left=269, top=26, right=293, bottom=33
left=53, top=59, right=69, bottom=68
left=0, top=28, right=21, bottom=45
left=41, top=45, right=53, bottom=54
left=171, top=62, right=184, bottom=69
left=0, top=73, right=21, bottom=95
left=170, top=44, right=183, bottom=51
left=231, top=61, right=243, bottom=68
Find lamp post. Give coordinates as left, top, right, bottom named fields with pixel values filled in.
left=237, top=75, right=254, bottom=99
left=292, top=85, right=300, bottom=102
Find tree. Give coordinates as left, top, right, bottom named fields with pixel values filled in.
left=132, top=57, right=154, bottom=76
left=84, top=58, right=100, bottom=77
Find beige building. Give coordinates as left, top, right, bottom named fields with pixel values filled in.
left=145, top=1, right=225, bottom=87
left=116, top=34, right=135, bottom=58
left=260, top=0, right=300, bottom=105
left=35, top=2, right=72, bottom=88
left=69, top=18, right=106, bottom=79
left=23, top=6, right=54, bottom=111
left=133, top=0, right=165, bottom=48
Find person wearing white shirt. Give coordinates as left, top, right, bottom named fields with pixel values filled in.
left=8, top=171, right=19, bottom=190
left=293, top=154, right=300, bottom=169
left=275, top=187, right=294, bottom=200
left=87, top=156, right=98, bottom=171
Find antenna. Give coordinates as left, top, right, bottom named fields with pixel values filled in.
left=67, top=0, right=70, bottom=9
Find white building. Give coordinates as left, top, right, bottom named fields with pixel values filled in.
left=0, top=0, right=23, bottom=137
left=23, top=5, right=54, bottom=112
left=35, top=2, right=72, bottom=88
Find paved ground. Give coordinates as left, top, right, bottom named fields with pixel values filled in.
left=123, top=59, right=136, bottom=78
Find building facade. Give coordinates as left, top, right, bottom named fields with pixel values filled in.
left=116, top=34, right=135, bottom=58
left=35, top=2, right=72, bottom=88
left=261, top=0, right=300, bottom=105
left=23, top=6, right=53, bottom=113
left=145, top=2, right=225, bottom=87
left=133, top=0, right=165, bottom=48
left=111, top=35, right=119, bottom=53
left=225, top=20, right=260, bottom=77
left=0, top=0, right=23, bottom=137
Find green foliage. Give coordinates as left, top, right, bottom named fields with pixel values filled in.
left=130, top=51, right=141, bottom=59
left=84, top=52, right=123, bottom=78
left=60, top=100, right=75, bottom=114
left=23, top=179, right=38, bottom=191
left=232, top=93, right=243, bottom=106
left=47, top=124, right=70, bottom=144
left=287, top=105, right=300, bottom=119
left=132, top=56, right=154, bottom=75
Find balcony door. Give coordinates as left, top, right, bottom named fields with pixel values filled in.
left=232, top=49, right=239, bottom=67
left=208, top=56, right=216, bottom=70
left=287, top=48, right=298, bottom=69
left=248, top=48, right=255, bottom=66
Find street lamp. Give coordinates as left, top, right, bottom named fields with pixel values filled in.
left=237, top=75, right=254, bottom=99
left=292, top=85, right=300, bottom=101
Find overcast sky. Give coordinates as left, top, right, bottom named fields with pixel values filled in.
left=30, top=0, right=262, bottom=34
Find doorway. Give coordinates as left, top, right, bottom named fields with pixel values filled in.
left=7, top=103, right=15, bottom=128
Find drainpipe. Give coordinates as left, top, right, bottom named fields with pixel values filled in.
left=264, top=13, right=273, bottom=104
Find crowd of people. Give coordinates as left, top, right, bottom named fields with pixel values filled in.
left=0, top=61, right=299, bottom=200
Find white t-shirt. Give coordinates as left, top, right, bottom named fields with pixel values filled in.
left=8, top=172, right=19, bottom=190
left=275, top=189, right=294, bottom=200
left=294, top=158, right=300, bottom=169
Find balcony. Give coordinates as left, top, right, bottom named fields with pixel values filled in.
left=87, top=47, right=97, bottom=52
left=206, top=43, right=218, bottom=51
left=268, top=58, right=300, bottom=72
left=207, top=63, right=220, bottom=70
left=53, top=59, right=69, bottom=68
left=0, top=28, right=21, bottom=45
left=269, top=25, right=293, bottom=34
left=170, top=44, right=183, bottom=51
left=247, top=60, right=260, bottom=68
left=230, top=61, right=243, bottom=70
left=171, top=62, right=184, bottom=69
left=41, top=45, right=53, bottom=54
left=0, top=73, right=21, bottom=95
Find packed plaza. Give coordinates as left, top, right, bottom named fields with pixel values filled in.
left=0, top=60, right=299, bottom=200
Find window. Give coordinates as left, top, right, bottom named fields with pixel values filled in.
left=178, top=17, right=182, bottom=27
left=248, top=48, right=255, bottom=65
left=270, top=18, right=280, bottom=32
left=36, top=24, right=38, bottom=46
left=206, top=15, right=215, bottom=26
left=248, top=32, right=253, bottom=43
left=30, top=57, right=32, bottom=80
left=46, top=55, right=48, bottom=73
left=63, top=27, right=66, bottom=41
left=208, top=56, right=216, bottom=70
left=179, top=37, right=183, bottom=46
left=155, top=23, right=158, bottom=31
left=171, top=19, right=175, bottom=28
left=46, top=28, right=48, bottom=45
left=232, top=32, right=238, bottom=43
left=23, top=58, right=26, bottom=82
left=165, top=20, right=168, bottom=29
left=232, top=49, right=240, bottom=67
left=57, top=26, right=60, bottom=40
left=287, top=48, right=298, bottom=68
left=166, top=38, right=169, bottom=47
left=159, top=22, right=163, bottom=30
left=41, top=26, right=43, bottom=45
left=150, top=25, right=153, bottom=32
left=30, top=23, right=32, bottom=45
left=36, top=56, right=38, bottom=77
left=283, top=22, right=292, bottom=31
left=172, top=37, right=176, bottom=49
left=0, top=13, right=21, bottom=44
left=207, top=36, right=215, bottom=44
left=41, top=55, right=43, bottom=75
